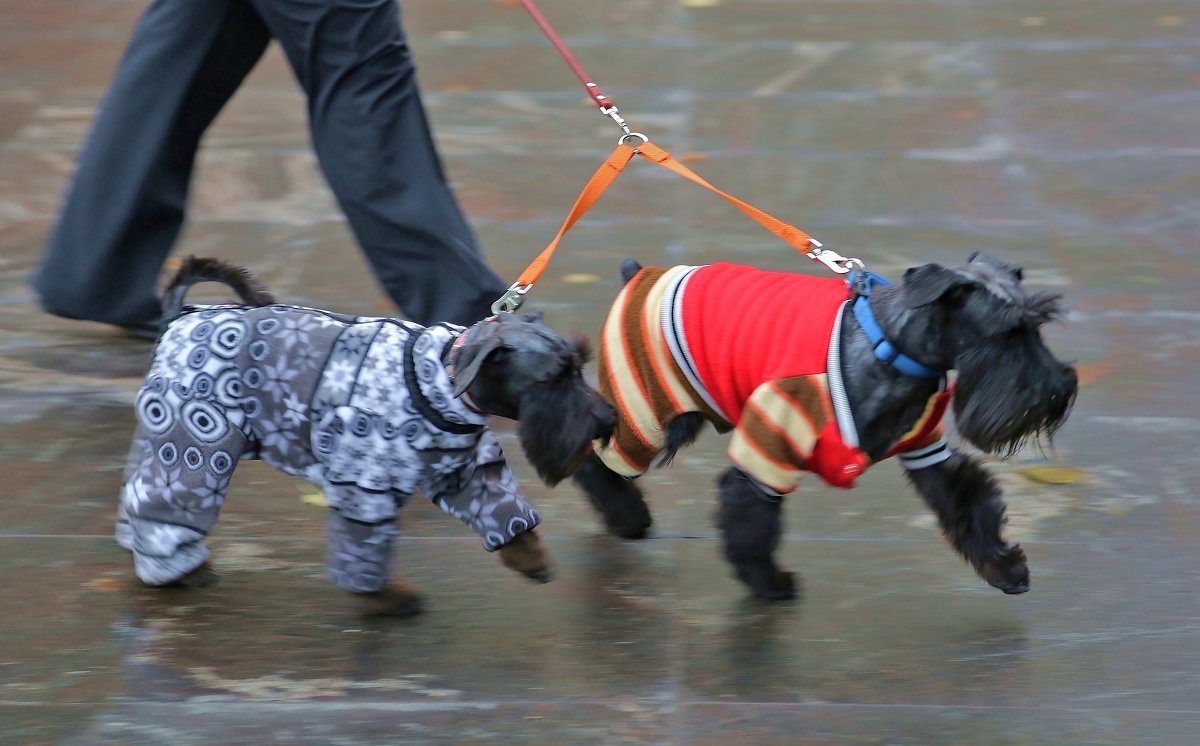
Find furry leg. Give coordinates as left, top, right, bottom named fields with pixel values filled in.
left=497, top=530, right=554, bottom=583
left=573, top=452, right=653, bottom=539
left=905, top=450, right=1030, bottom=594
left=716, top=468, right=795, bottom=601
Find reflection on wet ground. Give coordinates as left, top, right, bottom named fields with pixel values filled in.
left=2, top=1, right=1198, bottom=743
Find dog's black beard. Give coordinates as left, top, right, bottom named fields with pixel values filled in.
left=953, top=331, right=1077, bottom=458
left=518, top=376, right=613, bottom=487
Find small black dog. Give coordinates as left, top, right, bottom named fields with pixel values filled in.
left=576, top=252, right=1077, bottom=600
left=118, top=257, right=613, bottom=615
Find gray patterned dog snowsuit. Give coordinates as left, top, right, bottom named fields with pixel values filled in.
left=117, top=304, right=541, bottom=590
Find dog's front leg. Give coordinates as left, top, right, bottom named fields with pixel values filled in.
left=573, top=452, right=653, bottom=539
left=716, top=467, right=796, bottom=601
left=431, top=438, right=554, bottom=583
left=496, top=530, right=552, bottom=583
left=905, top=451, right=1030, bottom=594
left=325, top=510, right=424, bottom=617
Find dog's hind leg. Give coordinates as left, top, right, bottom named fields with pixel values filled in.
left=119, top=410, right=246, bottom=588
left=905, top=451, right=1030, bottom=594
left=573, top=452, right=654, bottom=539
left=716, top=467, right=796, bottom=600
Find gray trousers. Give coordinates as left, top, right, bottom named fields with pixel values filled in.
left=34, top=0, right=506, bottom=327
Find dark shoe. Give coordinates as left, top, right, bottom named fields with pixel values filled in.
left=118, top=320, right=163, bottom=341
left=41, top=302, right=161, bottom=341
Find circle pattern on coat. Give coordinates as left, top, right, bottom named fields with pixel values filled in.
left=243, top=367, right=265, bottom=389
left=215, top=369, right=243, bottom=405
left=137, top=390, right=175, bottom=435
left=248, top=339, right=270, bottom=361
left=181, top=399, right=229, bottom=443
left=183, top=446, right=204, bottom=471
left=190, top=320, right=215, bottom=342
left=187, top=346, right=210, bottom=370
left=211, top=320, right=247, bottom=358
left=209, top=450, right=235, bottom=476
left=157, top=442, right=180, bottom=467
left=192, top=372, right=215, bottom=399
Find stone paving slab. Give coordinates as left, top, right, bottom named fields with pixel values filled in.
left=3, top=0, right=1199, bottom=743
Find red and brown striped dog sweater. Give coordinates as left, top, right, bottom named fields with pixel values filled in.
left=594, top=263, right=951, bottom=494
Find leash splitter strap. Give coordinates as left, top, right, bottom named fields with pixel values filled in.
left=496, top=0, right=867, bottom=313
left=492, top=142, right=638, bottom=313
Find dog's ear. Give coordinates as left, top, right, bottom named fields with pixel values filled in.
left=452, top=334, right=507, bottom=398
left=970, top=251, right=1023, bottom=281
left=902, top=263, right=974, bottom=308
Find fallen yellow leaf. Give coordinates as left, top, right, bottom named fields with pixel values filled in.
left=681, top=0, right=721, bottom=7
left=1018, top=466, right=1087, bottom=485
left=562, top=273, right=600, bottom=284
left=299, top=491, right=328, bottom=507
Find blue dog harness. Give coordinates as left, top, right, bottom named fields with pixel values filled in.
left=848, top=270, right=943, bottom=380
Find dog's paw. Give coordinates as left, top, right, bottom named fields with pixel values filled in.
left=498, top=531, right=555, bottom=583
left=737, top=564, right=797, bottom=601
left=603, top=513, right=652, bottom=540
left=160, top=561, right=219, bottom=589
left=980, top=544, right=1030, bottom=595
left=358, top=579, right=424, bottom=618
left=522, top=564, right=555, bottom=584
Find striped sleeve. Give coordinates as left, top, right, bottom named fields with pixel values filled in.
left=727, top=378, right=829, bottom=494
left=892, top=390, right=953, bottom=470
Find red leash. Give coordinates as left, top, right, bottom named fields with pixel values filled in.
left=516, top=0, right=635, bottom=135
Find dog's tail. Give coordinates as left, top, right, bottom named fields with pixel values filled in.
left=162, top=256, right=276, bottom=319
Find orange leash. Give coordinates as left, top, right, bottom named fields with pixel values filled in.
left=636, top=141, right=817, bottom=258
left=492, top=139, right=859, bottom=313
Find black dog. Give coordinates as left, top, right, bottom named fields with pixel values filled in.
left=118, top=257, right=613, bottom=615
left=575, top=253, right=1076, bottom=600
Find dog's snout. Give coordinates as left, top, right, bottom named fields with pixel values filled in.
left=1056, top=363, right=1079, bottom=401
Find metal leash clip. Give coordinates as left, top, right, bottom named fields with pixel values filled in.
left=599, top=104, right=648, bottom=148
left=805, top=240, right=865, bottom=275
left=491, top=282, right=532, bottom=315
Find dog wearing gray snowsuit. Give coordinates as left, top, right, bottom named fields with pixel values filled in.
left=117, top=258, right=614, bottom=615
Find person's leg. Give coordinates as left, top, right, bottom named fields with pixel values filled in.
left=34, top=0, right=271, bottom=328
left=250, top=0, right=506, bottom=326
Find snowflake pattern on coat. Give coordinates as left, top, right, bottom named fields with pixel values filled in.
left=118, top=304, right=540, bottom=590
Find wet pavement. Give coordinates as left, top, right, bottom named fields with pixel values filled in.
left=2, top=0, right=1199, bottom=743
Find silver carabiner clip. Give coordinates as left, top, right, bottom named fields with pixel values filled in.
left=805, top=240, right=864, bottom=275
left=601, top=104, right=632, bottom=135
left=491, top=282, right=532, bottom=315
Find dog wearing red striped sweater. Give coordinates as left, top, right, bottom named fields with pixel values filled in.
left=574, top=253, right=1077, bottom=600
